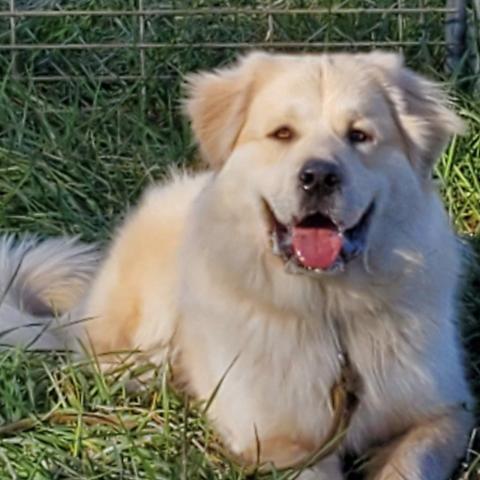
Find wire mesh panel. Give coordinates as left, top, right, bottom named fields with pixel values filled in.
left=0, top=0, right=459, bottom=84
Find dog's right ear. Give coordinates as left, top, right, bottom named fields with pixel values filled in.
left=184, top=52, right=268, bottom=169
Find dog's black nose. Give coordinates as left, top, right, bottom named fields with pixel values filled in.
left=298, top=159, right=342, bottom=195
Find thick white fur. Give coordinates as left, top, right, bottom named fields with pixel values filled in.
left=0, top=236, right=99, bottom=349
left=0, top=52, right=473, bottom=479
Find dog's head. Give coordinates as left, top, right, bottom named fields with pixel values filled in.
left=184, top=52, right=464, bottom=277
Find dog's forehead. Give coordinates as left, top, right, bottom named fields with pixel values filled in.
left=259, top=55, right=374, bottom=88
left=251, top=56, right=387, bottom=119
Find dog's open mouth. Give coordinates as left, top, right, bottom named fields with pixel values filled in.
left=265, top=201, right=375, bottom=274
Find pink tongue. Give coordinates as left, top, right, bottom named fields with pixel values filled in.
left=292, top=227, right=342, bottom=270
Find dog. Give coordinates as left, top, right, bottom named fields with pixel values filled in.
left=0, top=51, right=474, bottom=479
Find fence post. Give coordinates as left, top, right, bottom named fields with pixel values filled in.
left=445, top=0, right=467, bottom=73
left=9, top=0, right=18, bottom=78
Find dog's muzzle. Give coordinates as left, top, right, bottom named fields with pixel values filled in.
left=265, top=200, right=375, bottom=275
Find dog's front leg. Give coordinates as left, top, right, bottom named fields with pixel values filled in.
left=366, top=408, right=473, bottom=480
left=296, top=454, right=344, bottom=480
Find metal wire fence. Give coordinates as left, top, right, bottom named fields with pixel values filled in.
left=0, top=0, right=473, bottom=86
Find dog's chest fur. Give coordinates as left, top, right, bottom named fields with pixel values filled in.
left=176, top=271, right=433, bottom=464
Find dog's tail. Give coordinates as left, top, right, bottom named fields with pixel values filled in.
left=0, top=236, right=100, bottom=349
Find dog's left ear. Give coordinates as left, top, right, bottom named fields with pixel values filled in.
left=184, top=52, right=269, bottom=169
left=363, top=52, right=465, bottom=177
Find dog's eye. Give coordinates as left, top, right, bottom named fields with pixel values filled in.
left=347, top=128, right=371, bottom=144
left=269, top=125, right=295, bottom=141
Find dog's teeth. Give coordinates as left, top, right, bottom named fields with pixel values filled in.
left=294, top=249, right=305, bottom=262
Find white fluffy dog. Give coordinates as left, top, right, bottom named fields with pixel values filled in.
left=0, top=51, right=473, bottom=479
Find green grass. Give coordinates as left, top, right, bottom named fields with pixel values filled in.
left=0, top=351, right=238, bottom=479
left=0, top=1, right=479, bottom=478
